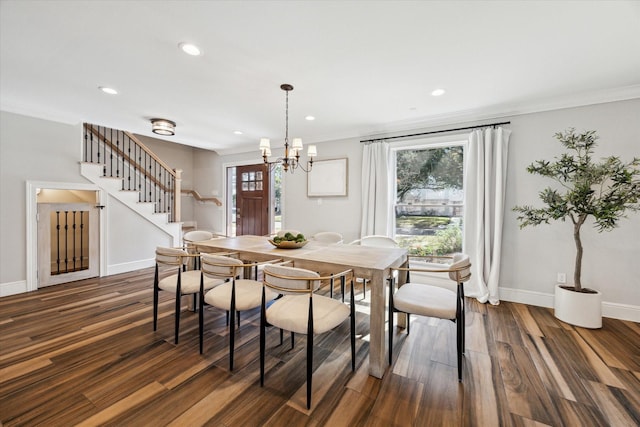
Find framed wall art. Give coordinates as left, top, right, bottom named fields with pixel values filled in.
left=307, top=158, right=348, bottom=197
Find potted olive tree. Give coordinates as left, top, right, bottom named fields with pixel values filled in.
left=513, top=129, right=640, bottom=328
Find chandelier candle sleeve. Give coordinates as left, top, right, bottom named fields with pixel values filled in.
left=259, top=83, right=316, bottom=173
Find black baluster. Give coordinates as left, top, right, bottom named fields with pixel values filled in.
left=72, top=211, right=77, bottom=271
left=109, top=127, right=114, bottom=177
left=90, top=124, right=94, bottom=163
left=84, top=125, right=88, bottom=162
left=64, top=211, right=69, bottom=273
left=56, top=211, right=61, bottom=275
left=80, top=210, right=85, bottom=270
left=97, top=126, right=102, bottom=174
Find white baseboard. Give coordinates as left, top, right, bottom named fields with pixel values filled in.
left=499, top=286, right=640, bottom=323
left=0, top=280, right=29, bottom=297
left=107, top=258, right=155, bottom=275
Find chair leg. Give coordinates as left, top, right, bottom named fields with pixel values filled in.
left=229, top=281, right=237, bottom=371
left=363, top=279, right=366, bottom=300
left=280, top=328, right=284, bottom=345
left=341, top=275, right=345, bottom=303
left=457, top=318, right=463, bottom=382
left=307, top=297, right=314, bottom=410
left=199, top=275, right=205, bottom=354
left=174, top=270, right=182, bottom=344
left=350, top=278, right=356, bottom=370
left=329, top=277, right=334, bottom=299
left=456, top=285, right=463, bottom=381
left=260, top=288, right=266, bottom=387
left=153, top=264, right=159, bottom=331
left=388, top=282, right=394, bottom=365
left=291, top=332, right=295, bottom=349
left=407, top=313, right=410, bottom=335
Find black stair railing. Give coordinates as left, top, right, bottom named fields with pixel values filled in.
left=83, top=123, right=181, bottom=222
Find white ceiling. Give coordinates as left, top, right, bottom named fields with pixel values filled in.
left=2, top=1, right=639, bottom=155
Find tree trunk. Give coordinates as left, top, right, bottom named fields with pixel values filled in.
left=573, top=221, right=583, bottom=292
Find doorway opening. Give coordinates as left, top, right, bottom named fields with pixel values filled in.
left=36, top=188, right=100, bottom=287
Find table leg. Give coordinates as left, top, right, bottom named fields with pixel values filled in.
left=368, top=269, right=387, bottom=378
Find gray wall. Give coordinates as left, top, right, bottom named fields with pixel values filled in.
left=2, top=99, right=639, bottom=318
left=503, top=99, right=640, bottom=310
left=211, top=98, right=640, bottom=316
left=1, top=111, right=86, bottom=285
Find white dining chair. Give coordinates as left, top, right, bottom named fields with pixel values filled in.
left=260, top=264, right=356, bottom=409
left=153, top=247, right=223, bottom=344
left=389, top=253, right=471, bottom=381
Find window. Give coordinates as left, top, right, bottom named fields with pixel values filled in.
left=393, top=142, right=464, bottom=256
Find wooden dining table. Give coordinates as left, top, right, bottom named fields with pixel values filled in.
left=196, top=235, right=408, bottom=379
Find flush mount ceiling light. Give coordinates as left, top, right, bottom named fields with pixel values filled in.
left=431, top=88, right=446, bottom=96
left=99, top=86, right=118, bottom=95
left=259, top=83, right=317, bottom=173
left=179, top=42, right=202, bottom=56
left=151, top=118, right=176, bottom=136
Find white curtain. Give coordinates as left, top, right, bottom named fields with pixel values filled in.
left=361, top=141, right=393, bottom=237
left=464, top=127, right=511, bottom=304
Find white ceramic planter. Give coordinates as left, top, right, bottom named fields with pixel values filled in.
left=554, top=284, right=602, bottom=329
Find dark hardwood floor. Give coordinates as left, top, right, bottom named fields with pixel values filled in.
left=1, top=268, right=639, bottom=426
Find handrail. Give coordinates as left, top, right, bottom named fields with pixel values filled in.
left=181, top=189, right=222, bottom=206
left=85, top=125, right=174, bottom=192
left=124, top=131, right=176, bottom=179
left=83, top=123, right=180, bottom=222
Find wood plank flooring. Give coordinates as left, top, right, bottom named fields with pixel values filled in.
left=1, top=268, right=639, bottom=426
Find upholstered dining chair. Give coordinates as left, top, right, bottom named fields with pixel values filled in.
left=153, top=247, right=223, bottom=344
left=260, top=264, right=356, bottom=409
left=388, top=253, right=471, bottom=381
left=311, top=231, right=344, bottom=244
left=199, top=253, right=280, bottom=370
left=348, top=235, right=399, bottom=299
left=183, top=230, right=225, bottom=269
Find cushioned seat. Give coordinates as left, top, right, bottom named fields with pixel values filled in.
left=393, top=283, right=457, bottom=319
left=266, top=294, right=350, bottom=334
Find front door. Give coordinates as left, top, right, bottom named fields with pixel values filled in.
left=235, top=164, right=270, bottom=236
left=37, top=203, right=100, bottom=287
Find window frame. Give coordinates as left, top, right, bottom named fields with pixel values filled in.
left=390, top=134, right=467, bottom=253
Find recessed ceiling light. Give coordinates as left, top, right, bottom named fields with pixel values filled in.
left=305, top=115, right=315, bottom=121
left=431, top=89, right=445, bottom=97
left=179, top=42, right=202, bottom=56
left=99, top=86, right=118, bottom=95
left=234, top=130, right=243, bottom=135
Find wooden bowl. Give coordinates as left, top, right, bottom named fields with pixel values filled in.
left=268, top=239, right=308, bottom=249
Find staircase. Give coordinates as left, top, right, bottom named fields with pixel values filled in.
left=80, top=124, right=181, bottom=245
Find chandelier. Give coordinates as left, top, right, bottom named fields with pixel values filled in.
left=259, top=84, right=317, bottom=173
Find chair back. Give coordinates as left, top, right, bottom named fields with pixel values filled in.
left=449, top=253, right=471, bottom=283
left=184, top=230, right=215, bottom=245
left=263, top=264, right=321, bottom=294
left=156, top=246, right=188, bottom=267
left=312, top=231, right=343, bottom=244
left=358, top=235, right=398, bottom=248
left=201, top=253, right=243, bottom=280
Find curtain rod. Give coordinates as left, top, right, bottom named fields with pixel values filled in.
left=359, top=121, right=511, bottom=143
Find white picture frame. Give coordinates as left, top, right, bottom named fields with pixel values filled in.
left=307, top=158, right=348, bottom=197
